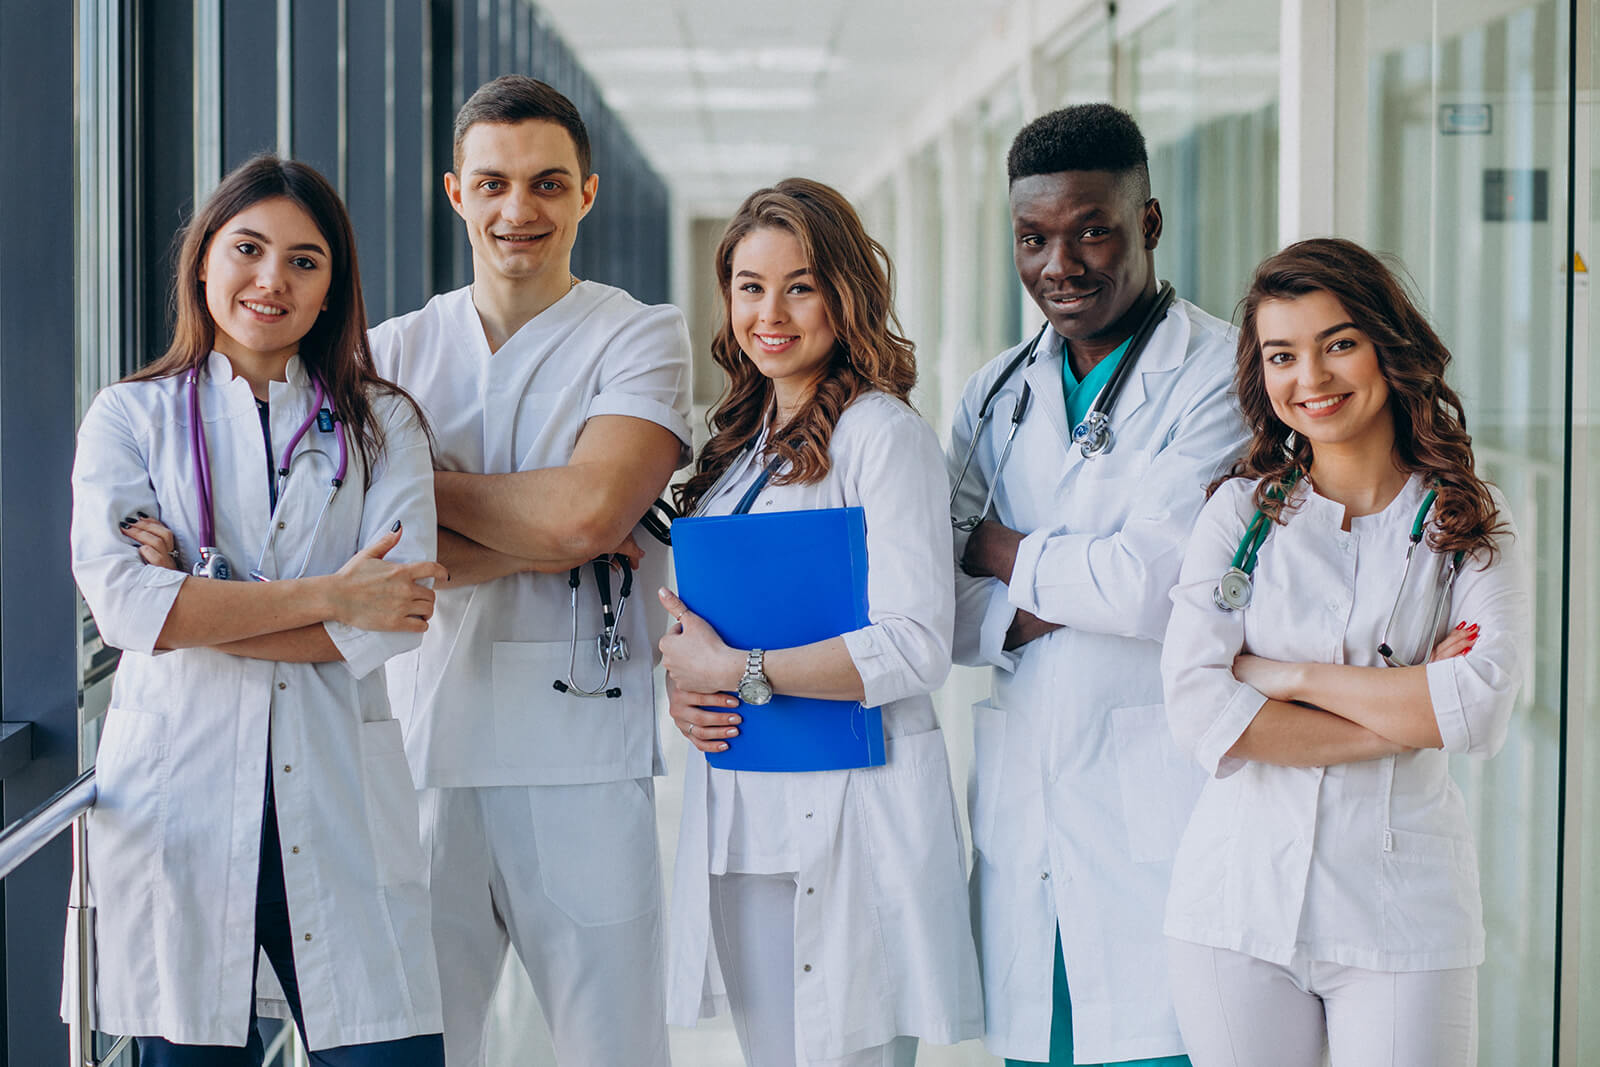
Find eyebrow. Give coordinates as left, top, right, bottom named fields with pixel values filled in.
left=229, top=227, right=328, bottom=255
left=1012, top=206, right=1108, bottom=231
left=1260, top=321, right=1359, bottom=348
left=733, top=267, right=813, bottom=281
left=467, top=165, right=573, bottom=180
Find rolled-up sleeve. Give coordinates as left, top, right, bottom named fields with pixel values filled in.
left=1009, top=368, right=1247, bottom=642
left=839, top=405, right=955, bottom=709
left=323, top=395, right=439, bottom=679
left=1161, top=483, right=1264, bottom=778
left=71, top=389, right=189, bottom=656
left=587, top=303, right=694, bottom=466
left=1426, top=502, right=1529, bottom=757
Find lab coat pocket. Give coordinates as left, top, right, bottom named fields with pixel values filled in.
left=969, top=699, right=1006, bottom=856
left=1111, top=703, right=1201, bottom=864
left=855, top=728, right=964, bottom=903
left=1380, top=827, right=1481, bottom=950
left=1069, top=452, right=1152, bottom=532
left=491, top=641, right=626, bottom=773
left=358, top=718, right=428, bottom=887
left=511, top=386, right=584, bottom=471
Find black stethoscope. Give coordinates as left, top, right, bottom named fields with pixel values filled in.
left=1214, top=476, right=1465, bottom=669
left=186, top=367, right=348, bottom=582
left=949, top=281, right=1177, bottom=530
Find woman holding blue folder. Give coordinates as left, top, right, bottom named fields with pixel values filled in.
left=657, top=178, right=983, bottom=1067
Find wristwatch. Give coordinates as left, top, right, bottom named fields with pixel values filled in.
left=736, top=648, right=773, bottom=705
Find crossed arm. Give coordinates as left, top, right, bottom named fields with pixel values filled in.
left=432, top=414, right=683, bottom=588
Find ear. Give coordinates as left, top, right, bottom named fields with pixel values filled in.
left=443, top=171, right=465, bottom=220
left=578, top=172, right=599, bottom=221
left=1142, top=198, right=1163, bottom=250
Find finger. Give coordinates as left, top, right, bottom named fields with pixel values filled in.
left=401, top=561, right=450, bottom=583
left=657, top=586, right=692, bottom=622
left=137, top=544, right=168, bottom=567
left=360, top=522, right=404, bottom=560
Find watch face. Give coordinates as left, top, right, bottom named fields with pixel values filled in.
left=738, top=678, right=773, bottom=705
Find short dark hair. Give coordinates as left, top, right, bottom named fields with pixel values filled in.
left=452, top=75, right=591, bottom=176
left=1007, top=104, right=1150, bottom=198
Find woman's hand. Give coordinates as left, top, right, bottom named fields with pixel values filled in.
left=1430, top=621, right=1479, bottom=661
left=657, top=587, right=744, bottom=694
left=325, top=522, right=449, bottom=632
left=121, top=513, right=181, bottom=570
left=1232, top=653, right=1307, bottom=703
left=666, top=675, right=742, bottom=754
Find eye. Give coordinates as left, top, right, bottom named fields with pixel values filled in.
left=480, top=179, right=504, bottom=192
left=786, top=282, right=815, bottom=295
left=737, top=282, right=763, bottom=295
left=1080, top=227, right=1110, bottom=240
left=1265, top=350, right=1295, bottom=366
left=234, top=240, right=260, bottom=256
left=290, top=255, right=319, bottom=271
left=1327, top=336, right=1357, bottom=353
left=1017, top=234, right=1044, bottom=247
left=538, top=179, right=563, bottom=193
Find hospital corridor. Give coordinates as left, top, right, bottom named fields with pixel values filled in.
left=0, top=0, right=1597, bottom=1064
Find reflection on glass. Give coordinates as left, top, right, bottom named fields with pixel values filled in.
left=1124, top=0, right=1280, bottom=320
left=1365, top=1, right=1566, bottom=1060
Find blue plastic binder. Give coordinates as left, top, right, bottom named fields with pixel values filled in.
left=671, top=506, right=885, bottom=772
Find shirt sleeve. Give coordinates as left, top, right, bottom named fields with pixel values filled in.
left=322, top=394, right=439, bottom=679
left=946, top=368, right=1019, bottom=672
left=1160, top=482, right=1267, bottom=778
left=1425, top=495, right=1530, bottom=757
left=587, top=303, right=695, bottom=467
left=1007, top=358, right=1248, bottom=642
left=838, top=403, right=955, bottom=708
left=70, top=388, right=188, bottom=656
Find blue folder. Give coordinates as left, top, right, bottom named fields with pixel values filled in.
left=671, top=506, right=885, bottom=772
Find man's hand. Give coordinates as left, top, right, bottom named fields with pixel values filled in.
left=1004, top=609, right=1061, bottom=651
left=961, top=519, right=1025, bottom=584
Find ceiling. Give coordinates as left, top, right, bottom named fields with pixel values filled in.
left=535, top=0, right=1018, bottom=217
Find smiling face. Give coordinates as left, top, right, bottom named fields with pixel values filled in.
left=1010, top=169, right=1161, bottom=354
left=1257, top=289, right=1394, bottom=451
left=728, top=226, right=838, bottom=411
left=445, top=119, right=598, bottom=293
left=199, top=196, right=332, bottom=367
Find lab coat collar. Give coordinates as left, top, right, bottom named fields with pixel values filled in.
left=1288, top=470, right=1430, bottom=531
left=1108, top=298, right=1190, bottom=424
left=198, top=351, right=313, bottom=406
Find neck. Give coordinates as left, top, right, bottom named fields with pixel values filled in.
left=470, top=262, right=575, bottom=353
left=1064, top=280, right=1158, bottom=379
left=1305, top=425, right=1408, bottom=520
left=215, top=347, right=290, bottom=401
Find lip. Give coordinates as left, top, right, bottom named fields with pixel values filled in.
left=1042, top=287, right=1101, bottom=310
left=493, top=232, right=549, bottom=245
left=1296, top=393, right=1352, bottom=417
left=752, top=332, right=799, bottom=354
left=240, top=299, right=289, bottom=320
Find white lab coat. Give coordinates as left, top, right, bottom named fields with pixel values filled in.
left=1161, top=474, right=1529, bottom=971
left=667, top=393, right=985, bottom=1060
left=66, top=353, right=442, bottom=1049
left=946, top=301, right=1247, bottom=1063
left=369, top=282, right=692, bottom=788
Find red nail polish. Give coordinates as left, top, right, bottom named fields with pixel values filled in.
left=1456, top=621, right=1466, bottom=630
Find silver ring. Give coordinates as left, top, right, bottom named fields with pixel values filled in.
left=686, top=723, right=695, bottom=738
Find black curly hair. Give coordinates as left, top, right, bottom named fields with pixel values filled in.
left=1007, top=103, right=1151, bottom=200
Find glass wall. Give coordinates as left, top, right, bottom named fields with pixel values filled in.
left=1359, top=0, right=1568, bottom=1060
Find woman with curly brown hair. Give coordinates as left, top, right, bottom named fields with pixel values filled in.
left=1158, top=237, right=1529, bottom=1066
left=655, top=178, right=982, bottom=1066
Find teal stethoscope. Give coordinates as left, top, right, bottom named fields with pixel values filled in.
left=949, top=281, right=1176, bottom=530
left=1214, top=473, right=1466, bottom=668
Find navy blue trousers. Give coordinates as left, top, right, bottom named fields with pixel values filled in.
left=136, top=777, right=444, bottom=1067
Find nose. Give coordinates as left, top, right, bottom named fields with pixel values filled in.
left=757, top=289, right=787, bottom=326
left=1039, top=239, right=1084, bottom=284
left=1297, top=351, right=1333, bottom=387
left=254, top=256, right=287, bottom=293
left=501, top=184, right=538, bottom=226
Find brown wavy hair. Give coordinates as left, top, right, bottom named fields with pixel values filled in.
left=1221, top=237, right=1502, bottom=560
left=126, top=154, right=426, bottom=485
left=674, top=178, right=916, bottom=514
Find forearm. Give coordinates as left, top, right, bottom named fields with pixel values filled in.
left=708, top=636, right=868, bottom=702
left=214, top=625, right=343, bottom=662
left=435, top=468, right=635, bottom=566
left=1281, top=661, right=1445, bottom=749
left=1226, top=699, right=1413, bottom=766
left=436, top=527, right=541, bottom=588
left=1004, top=609, right=1061, bottom=650
left=155, top=576, right=335, bottom=650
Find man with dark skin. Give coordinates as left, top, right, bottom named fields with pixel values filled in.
left=947, top=104, right=1247, bottom=1067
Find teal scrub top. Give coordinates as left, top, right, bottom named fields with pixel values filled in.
left=1061, top=336, right=1132, bottom=428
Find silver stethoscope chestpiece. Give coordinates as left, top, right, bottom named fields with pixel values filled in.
left=1073, top=411, right=1114, bottom=458
left=193, top=546, right=233, bottom=581
left=1213, top=566, right=1253, bottom=612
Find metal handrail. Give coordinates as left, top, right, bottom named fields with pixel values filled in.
left=0, top=769, right=96, bottom=881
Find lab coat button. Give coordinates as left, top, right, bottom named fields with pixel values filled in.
left=802, top=964, right=812, bottom=973
left=283, top=764, right=292, bottom=773
left=804, top=811, right=813, bottom=819
left=291, top=846, right=300, bottom=854
left=277, top=521, right=287, bottom=530
left=1041, top=871, right=1050, bottom=880
left=278, top=681, right=287, bottom=690
left=805, top=886, right=815, bottom=895
left=303, top=933, right=312, bottom=942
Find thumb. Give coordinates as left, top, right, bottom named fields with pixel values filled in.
left=361, top=521, right=404, bottom=560
left=658, top=586, right=690, bottom=620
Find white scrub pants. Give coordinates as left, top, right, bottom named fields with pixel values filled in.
left=1167, top=940, right=1477, bottom=1067
left=420, top=780, right=669, bottom=1067
left=708, top=872, right=919, bottom=1067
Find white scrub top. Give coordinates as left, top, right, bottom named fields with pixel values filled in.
left=369, top=282, right=693, bottom=788
left=1161, top=474, right=1530, bottom=972
left=667, top=392, right=984, bottom=1061
left=67, top=354, right=442, bottom=1049
left=947, top=299, right=1248, bottom=1064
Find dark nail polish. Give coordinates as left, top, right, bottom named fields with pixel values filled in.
left=119, top=520, right=132, bottom=529
left=391, top=520, right=402, bottom=532
left=137, top=511, right=150, bottom=518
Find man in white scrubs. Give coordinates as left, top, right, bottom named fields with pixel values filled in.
left=947, top=105, right=1247, bottom=1066
left=370, top=75, right=691, bottom=1067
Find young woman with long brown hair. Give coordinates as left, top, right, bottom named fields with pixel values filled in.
left=69, top=155, right=447, bottom=1065
left=655, top=178, right=982, bottom=1066
left=1159, top=238, right=1529, bottom=1065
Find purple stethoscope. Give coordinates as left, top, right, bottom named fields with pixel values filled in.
left=188, top=365, right=348, bottom=581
